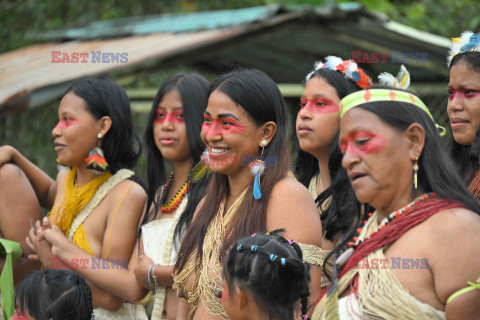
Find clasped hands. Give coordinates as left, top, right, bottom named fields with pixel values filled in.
left=26, top=217, right=69, bottom=268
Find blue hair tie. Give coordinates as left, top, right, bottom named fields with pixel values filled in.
left=270, top=254, right=278, bottom=262
left=251, top=245, right=258, bottom=252
left=281, top=257, right=286, bottom=265
left=237, top=245, right=242, bottom=252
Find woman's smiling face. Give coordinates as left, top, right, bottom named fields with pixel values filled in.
left=201, top=90, right=264, bottom=176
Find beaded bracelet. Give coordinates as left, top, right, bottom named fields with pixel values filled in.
left=147, top=264, right=155, bottom=289
left=152, top=264, right=159, bottom=292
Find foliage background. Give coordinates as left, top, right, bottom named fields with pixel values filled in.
left=1, top=0, right=479, bottom=181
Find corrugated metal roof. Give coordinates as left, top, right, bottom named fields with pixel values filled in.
left=0, top=3, right=452, bottom=114
left=31, top=5, right=286, bottom=41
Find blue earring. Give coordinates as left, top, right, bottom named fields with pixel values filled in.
left=249, top=140, right=267, bottom=200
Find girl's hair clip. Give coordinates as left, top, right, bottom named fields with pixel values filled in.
left=281, top=257, right=286, bottom=266
left=270, top=254, right=278, bottom=262
left=288, top=239, right=295, bottom=245
left=237, top=245, right=242, bottom=252
left=302, top=315, right=308, bottom=320
left=251, top=233, right=257, bottom=237
left=265, top=232, right=270, bottom=235
left=251, top=245, right=258, bottom=252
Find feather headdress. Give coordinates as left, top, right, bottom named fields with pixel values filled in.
left=447, top=30, right=480, bottom=67
left=305, top=56, right=373, bottom=89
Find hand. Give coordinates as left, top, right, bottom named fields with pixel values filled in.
left=26, top=220, right=54, bottom=267
left=43, top=222, right=71, bottom=258
left=0, top=145, right=16, bottom=168
left=135, top=255, right=155, bottom=290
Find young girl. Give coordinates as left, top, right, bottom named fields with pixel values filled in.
left=39, top=73, right=211, bottom=319
left=294, top=57, right=373, bottom=282
left=222, top=231, right=310, bottom=320
left=12, top=269, right=93, bottom=320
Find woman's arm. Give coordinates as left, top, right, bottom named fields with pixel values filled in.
left=266, top=177, right=323, bottom=316
left=427, top=208, right=480, bottom=319
left=0, top=145, right=57, bottom=208
left=45, top=180, right=147, bottom=310
left=176, top=299, right=190, bottom=320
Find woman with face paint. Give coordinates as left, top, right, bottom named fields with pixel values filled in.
left=173, top=69, right=323, bottom=320
left=447, top=31, right=480, bottom=200
left=37, top=74, right=211, bottom=320
left=0, top=79, right=148, bottom=318
left=312, top=87, right=480, bottom=320
left=294, top=56, right=373, bottom=283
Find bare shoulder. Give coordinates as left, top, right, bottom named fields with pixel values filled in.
left=422, top=207, right=480, bottom=303
left=267, top=177, right=322, bottom=246
left=424, top=207, right=480, bottom=239
left=110, top=179, right=147, bottom=200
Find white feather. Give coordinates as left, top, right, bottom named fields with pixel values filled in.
left=396, top=65, right=411, bottom=89
left=377, top=72, right=397, bottom=87
left=324, top=56, right=343, bottom=70
left=249, top=160, right=265, bottom=176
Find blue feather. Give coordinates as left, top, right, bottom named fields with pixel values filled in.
left=253, top=171, right=262, bottom=199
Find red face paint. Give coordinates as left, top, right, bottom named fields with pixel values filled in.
left=340, top=131, right=387, bottom=156
left=448, top=88, right=480, bottom=100
left=54, top=117, right=79, bottom=130
left=202, top=114, right=246, bottom=136
left=299, top=97, right=339, bottom=114
left=10, top=307, right=29, bottom=320
left=154, top=109, right=185, bottom=124
left=222, top=282, right=229, bottom=303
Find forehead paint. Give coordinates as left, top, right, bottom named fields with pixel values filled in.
left=154, top=109, right=184, bottom=124
left=222, top=282, right=229, bottom=303
left=448, top=88, right=480, bottom=100
left=202, top=114, right=246, bottom=136
left=53, top=117, right=79, bottom=130
left=299, top=98, right=339, bottom=114
left=340, top=131, right=387, bottom=156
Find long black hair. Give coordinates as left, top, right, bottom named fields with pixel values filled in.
left=176, top=69, right=290, bottom=272
left=142, top=73, right=210, bottom=241
left=15, top=269, right=93, bottom=320
left=449, top=52, right=480, bottom=184
left=65, top=79, right=141, bottom=174
left=294, top=68, right=369, bottom=244
left=223, top=230, right=310, bottom=320
left=328, top=87, right=480, bottom=271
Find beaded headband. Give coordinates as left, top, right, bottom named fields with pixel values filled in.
left=447, top=30, right=480, bottom=67
left=305, top=56, right=373, bottom=89
left=339, top=89, right=446, bottom=136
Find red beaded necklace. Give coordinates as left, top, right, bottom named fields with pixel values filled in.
left=160, top=172, right=190, bottom=213
left=348, top=193, right=435, bottom=249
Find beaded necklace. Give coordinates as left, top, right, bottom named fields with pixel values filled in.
left=347, top=192, right=435, bottom=249
left=160, top=172, right=190, bottom=213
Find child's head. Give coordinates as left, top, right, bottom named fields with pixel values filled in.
left=13, top=269, right=93, bottom=320
left=222, top=230, right=311, bottom=320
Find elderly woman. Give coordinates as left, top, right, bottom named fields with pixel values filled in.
left=312, top=88, right=480, bottom=319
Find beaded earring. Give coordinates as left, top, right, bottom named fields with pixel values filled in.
left=249, top=140, right=267, bottom=200
left=85, top=133, right=108, bottom=172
